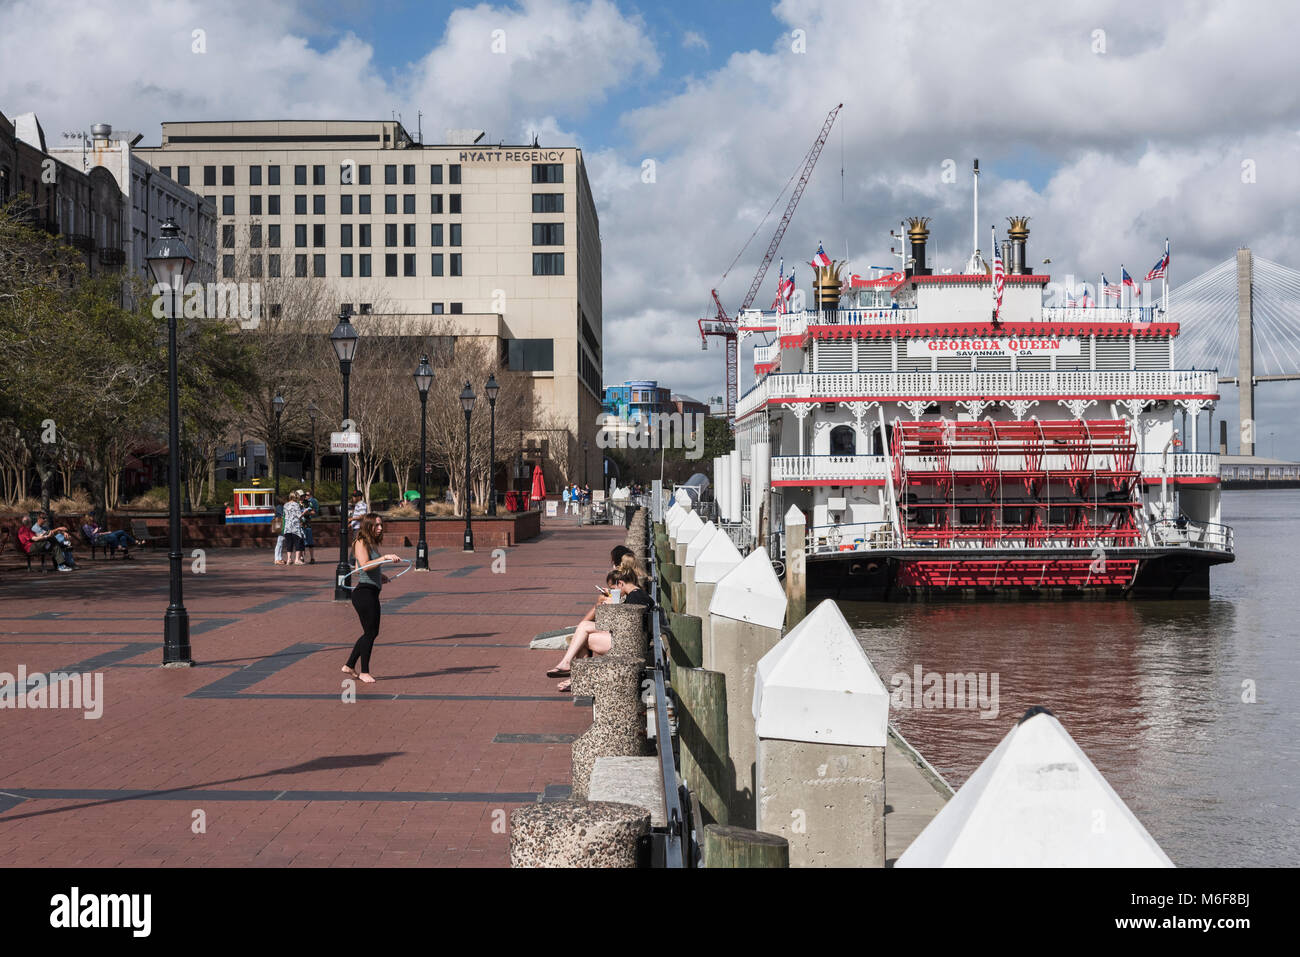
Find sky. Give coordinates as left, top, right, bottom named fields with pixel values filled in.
left=4, top=0, right=1300, bottom=457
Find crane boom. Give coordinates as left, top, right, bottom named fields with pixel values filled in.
left=737, top=102, right=842, bottom=313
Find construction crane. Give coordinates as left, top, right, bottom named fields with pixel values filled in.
left=699, top=103, right=843, bottom=424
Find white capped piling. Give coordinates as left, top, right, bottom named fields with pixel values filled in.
left=783, top=505, right=807, bottom=628
left=650, top=479, right=664, bottom=522
left=666, top=497, right=692, bottom=546
left=708, top=546, right=788, bottom=827
left=896, top=706, right=1174, bottom=867
left=692, top=531, right=744, bottom=670
left=681, top=520, right=718, bottom=617
left=753, top=599, right=890, bottom=867
left=728, top=449, right=742, bottom=524
left=673, top=510, right=705, bottom=567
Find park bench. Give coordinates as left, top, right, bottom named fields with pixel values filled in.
left=130, top=519, right=157, bottom=550
left=2, top=521, right=53, bottom=572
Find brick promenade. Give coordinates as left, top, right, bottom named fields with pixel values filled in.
left=0, top=517, right=625, bottom=867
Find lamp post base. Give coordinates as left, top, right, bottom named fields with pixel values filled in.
left=334, top=560, right=352, bottom=602
left=416, top=541, right=429, bottom=570
left=162, top=608, right=192, bottom=666
left=463, top=528, right=474, bottom=552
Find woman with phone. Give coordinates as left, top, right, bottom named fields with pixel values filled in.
left=341, top=513, right=401, bottom=683
left=548, top=567, right=652, bottom=689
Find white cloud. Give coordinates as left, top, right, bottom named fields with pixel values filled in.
left=682, top=30, right=708, bottom=52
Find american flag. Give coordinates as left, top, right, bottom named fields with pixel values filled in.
left=1101, top=273, right=1120, bottom=300
left=1122, top=266, right=1141, bottom=298
left=773, top=259, right=786, bottom=314
left=811, top=243, right=831, bottom=268
left=992, top=244, right=1006, bottom=320
left=1079, top=287, right=1095, bottom=307
left=1145, top=239, right=1170, bottom=281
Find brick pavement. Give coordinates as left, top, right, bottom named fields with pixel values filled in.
left=0, top=516, right=626, bottom=867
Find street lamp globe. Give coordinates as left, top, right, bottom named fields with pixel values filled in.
left=145, top=219, right=195, bottom=296
left=273, top=394, right=285, bottom=416
left=485, top=373, right=499, bottom=403
left=330, top=309, right=359, bottom=365
left=460, top=382, right=476, bottom=413
left=414, top=354, right=434, bottom=395
left=307, top=400, right=318, bottom=422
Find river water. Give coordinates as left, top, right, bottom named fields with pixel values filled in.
left=845, top=489, right=1299, bottom=866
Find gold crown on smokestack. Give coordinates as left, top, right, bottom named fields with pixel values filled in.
left=1006, top=216, right=1031, bottom=242
left=906, top=216, right=932, bottom=243
left=813, top=260, right=845, bottom=307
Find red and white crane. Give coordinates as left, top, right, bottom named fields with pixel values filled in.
left=699, top=103, right=843, bottom=424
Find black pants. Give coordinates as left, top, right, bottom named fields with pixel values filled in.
left=347, top=584, right=381, bottom=673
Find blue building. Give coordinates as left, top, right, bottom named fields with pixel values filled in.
left=602, top=379, right=673, bottom=425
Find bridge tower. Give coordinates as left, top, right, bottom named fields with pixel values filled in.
left=1236, top=247, right=1254, bottom=455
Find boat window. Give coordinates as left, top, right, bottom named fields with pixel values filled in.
left=830, top=425, right=856, bottom=455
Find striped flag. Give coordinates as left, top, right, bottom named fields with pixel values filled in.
left=1079, top=287, right=1095, bottom=307
left=1101, top=273, right=1120, bottom=300
left=992, top=243, right=1006, bottom=320
left=1122, top=265, right=1141, bottom=299
left=810, top=243, right=831, bottom=268
left=1145, top=239, right=1170, bottom=281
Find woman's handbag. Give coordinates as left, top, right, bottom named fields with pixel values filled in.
left=271, top=516, right=283, bottom=534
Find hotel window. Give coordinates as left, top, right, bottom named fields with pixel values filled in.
left=432, top=302, right=444, bottom=314
left=532, top=252, right=564, bottom=275
left=403, top=164, right=415, bottom=184
left=359, top=303, right=372, bottom=315
left=313, top=165, right=325, bottom=186
left=268, top=254, right=281, bottom=277
left=358, top=254, right=372, bottom=277
left=177, top=166, right=190, bottom=186
left=249, top=256, right=262, bottom=278
left=268, top=165, right=280, bottom=185
left=358, top=165, right=371, bottom=185
left=450, top=302, right=463, bottom=314
left=449, top=194, right=461, bottom=214
left=430, top=223, right=443, bottom=246
left=384, top=164, right=397, bottom=185
left=532, top=163, right=563, bottom=183
left=313, top=254, right=326, bottom=277
left=430, top=253, right=443, bottom=276
left=532, top=223, right=563, bottom=245
left=268, top=195, right=280, bottom=215
left=385, top=253, right=397, bottom=276
left=430, top=165, right=443, bottom=184
left=313, top=195, right=325, bottom=215
left=222, top=165, right=234, bottom=186
left=250, top=224, right=262, bottom=247
left=249, top=166, right=261, bottom=186
left=450, top=253, right=462, bottom=276
left=203, top=166, right=216, bottom=186
left=268, top=225, right=280, bottom=247
left=340, top=194, right=352, bottom=215
left=160, top=166, right=171, bottom=178
left=532, top=193, right=564, bottom=213
left=430, top=194, right=443, bottom=214
left=294, top=165, right=307, bottom=186
left=340, top=223, right=353, bottom=247
left=403, top=194, right=415, bottom=214
left=294, top=195, right=306, bottom=215
left=222, top=254, right=234, bottom=277
left=359, top=224, right=371, bottom=247
left=450, top=223, right=462, bottom=246
left=404, top=223, right=416, bottom=247
left=249, top=195, right=262, bottom=215
left=295, top=254, right=307, bottom=277
left=222, top=224, right=235, bottom=248
left=294, top=224, right=307, bottom=247
left=340, top=254, right=353, bottom=277
left=403, top=253, right=416, bottom=276
left=222, top=196, right=235, bottom=215
left=385, top=223, right=397, bottom=247
left=313, top=224, right=325, bottom=247
left=385, top=194, right=397, bottom=215
left=506, top=338, right=553, bottom=371
left=358, top=194, right=371, bottom=214
left=449, top=164, right=461, bottom=184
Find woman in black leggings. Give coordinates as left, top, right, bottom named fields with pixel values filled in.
left=342, top=514, right=400, bottom=683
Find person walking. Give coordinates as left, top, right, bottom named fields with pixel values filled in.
left=562, top=484, right=572, bottom=515
left=273, top=496, right=287, bottom=564
left=341, top=513, right=400, bottom=684
left=301, top=489, right=319, bottom=563
left=282, top=491, right=305, bottom=566
left=349, top=489, right=368, bottom=532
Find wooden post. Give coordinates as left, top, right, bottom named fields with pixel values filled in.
left=703, top=824, right=789, bottom=868
left=674, top=666, right=730, bottom=827
left=665, top=612, right=702, bottom=669
left=669, top=579, right=687, bottom=614
left=784, top=504, right=807, bottom=628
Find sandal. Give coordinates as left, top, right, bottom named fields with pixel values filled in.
left=557, top=679, right=572, bottom=692
left=546, top=667, right=570, bottom=678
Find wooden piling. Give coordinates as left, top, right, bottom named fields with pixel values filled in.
left=673, top=665, right=731, bottom=827
left=665, top=612, right=702, bottom=670
left=702, top=824, right=789, bottom=868
left=784, top=505, right=807, bottom=629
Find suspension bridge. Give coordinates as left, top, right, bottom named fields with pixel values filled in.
left=1172, top=247, right=1300, bottom=459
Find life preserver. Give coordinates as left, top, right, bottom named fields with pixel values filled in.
left=225, top=506, right=232, bottom=516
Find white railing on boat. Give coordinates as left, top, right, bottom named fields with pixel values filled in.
left=753, top=343, right=780, bottom=365
left=772, top=454, right=889, bottom=482
left=767, top=452, right=1219, bottom=486
left=737, top=369, right=1218, bottom=419
left=768, top=305, right=1161, bottom=337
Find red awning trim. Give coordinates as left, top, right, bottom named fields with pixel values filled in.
left=805, top=322, right=1179, bottom=342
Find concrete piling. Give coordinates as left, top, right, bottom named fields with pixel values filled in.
left=783, top=505, right=807, bottom=628
left=510, top=800, right=650, bottom=868
left=569, top=653, right=649, bottom=800
left=753, top=600, right=890, bottom=867
left=691, top=532, right=743, bottom=671
left=681, top=520, right=718, bottom=617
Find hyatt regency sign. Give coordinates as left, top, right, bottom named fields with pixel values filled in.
left=456, top=149, right=569, bottom=163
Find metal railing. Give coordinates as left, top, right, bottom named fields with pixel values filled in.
left=1148, top=519, right=1234, bottom=552
left=772, top=454, right=889, bottom=482
left=645, top=508, right=689, bottom=868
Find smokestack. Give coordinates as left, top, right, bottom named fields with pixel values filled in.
left=1219, top=420, right=1227, bottom=455
left=906, top=216, right=932, bottom=276
left=813, top=260, right=844, bottom=322
left=1007, top=216, right=1031, bottom=275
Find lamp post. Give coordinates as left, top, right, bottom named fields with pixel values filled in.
left=331, top=309, right=359, bottom=601
left=237, top=428, right=245, bottom=483
left=485, top=373, right=499, bottom=516
left=413, top=355, right=434, bottom=569
left=146, top=219, right=195, bottom=667
left=460, top=381, right=476, bottom=552
left=272, top=394, right=285, bottom=498
left=307, top=400, right=318, bottom=498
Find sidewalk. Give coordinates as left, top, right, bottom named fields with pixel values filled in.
left=0, top=521, right=626, bottom=867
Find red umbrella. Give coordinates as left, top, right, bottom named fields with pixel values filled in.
left=530, top=464, right=546, bottom=506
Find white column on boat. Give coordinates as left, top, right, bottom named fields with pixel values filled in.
left=751, top=441, right=771, bottom=541
left=728, top=449, right=743, bottom=524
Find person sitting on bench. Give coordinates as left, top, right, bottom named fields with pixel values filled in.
left=548, top=567, right=654, bottom=690
left=82, top=514, right=135, bottom=558
left=19, top=515, right=73, bottom=570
